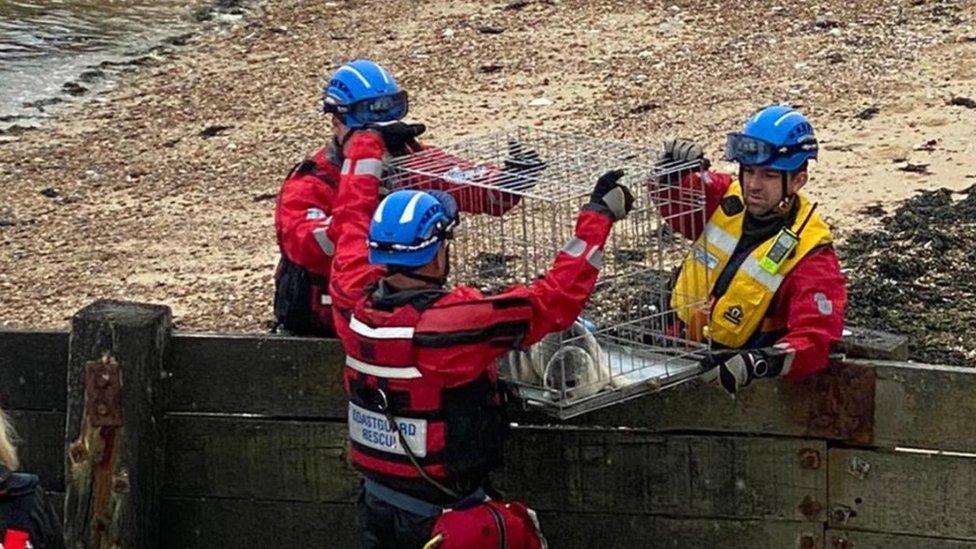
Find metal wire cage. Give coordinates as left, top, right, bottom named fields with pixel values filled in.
left=384, top=127, right=711, bottom=418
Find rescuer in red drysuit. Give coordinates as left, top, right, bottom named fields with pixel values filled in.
left=653, top=105, right=846, bottom=394
left=273, top=59, right=540, bottom=336
left=328, top=127, right=633, bottom=548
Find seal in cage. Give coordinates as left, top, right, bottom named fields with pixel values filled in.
left=383, top=127, right=713, bottom=419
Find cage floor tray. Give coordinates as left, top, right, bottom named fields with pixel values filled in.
left=510, top=343, right=706, bottom=419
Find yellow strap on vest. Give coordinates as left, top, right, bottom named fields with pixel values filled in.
left=671, top=182, right=832, bottom=347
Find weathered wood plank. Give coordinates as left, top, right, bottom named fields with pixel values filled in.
left=163, top=415, right=359, bottom=503
left=64, top=300, right=171, bottom=549
left=536, top=512, right=823, bottom=549
left=159, top=497, right=819, bottom=549
left=164, top=416, right=824, bottom=522
left=828, top=529, right=976, bottom=548
left=829, top=448, right=976, bottom=540
left=868, top=360, right=976, bottom=452
left=524, top=360, right=876, bottom=444
left=524, top=360, right=976, bottom=453
left=165, top=333, right=876, bottom=442
left=0, top=329, right=68, bottom=411
left=160, top=334, right=976, bottom=452
left=498, top=429, right=826, bottom=522
left=160, top=498, right=360, bottom=548
left=6, top=410, right=64, bottom=491
left=167, top=333, right=346, bottom=418
left=838, top=327, right=909, bottom=361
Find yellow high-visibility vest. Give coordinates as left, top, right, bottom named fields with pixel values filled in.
left=670, top=181, right=833, bottom=348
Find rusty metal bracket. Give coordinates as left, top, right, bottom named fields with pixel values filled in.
left=798, top=447, right=822, bottom=470
left=831, top=504, right=857, bottom=524
left=795, top=361, right=876, bottom=445
left=68, top=352, right=126, bottom=548
left=85, top=354, right=123, bottom=427
left=797, top=495, right=824, bottom=520
left=798, top=533, right=819, bottom=549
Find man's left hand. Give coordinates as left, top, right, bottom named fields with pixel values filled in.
left=700, top=349, right=783, bottom=395
left=502, top=139, right=546, bottom=189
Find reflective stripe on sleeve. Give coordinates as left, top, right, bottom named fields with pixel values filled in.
left=342, top=158, right=385, bottom=178
left=313, top=227, right=335, bottom=256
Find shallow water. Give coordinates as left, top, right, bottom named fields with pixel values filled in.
left=0, top=0, right=209, bottom=130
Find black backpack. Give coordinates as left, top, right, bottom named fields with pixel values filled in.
left=0, top=473, right=65, bottom=549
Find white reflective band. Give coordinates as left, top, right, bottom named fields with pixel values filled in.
left=702, top=223, right=738, bottom=255
left=586, top=247, right=605, bottom=269
left=740, top=256, right=785, bottom=292
left=355, top=159, right=385, bottom=177
left=774, top=111, right=803, bottom=126
left=341, top=158, right=385, bottom=178
left=774, top=342, right=795, bottom=376
left=398, top=192, right=424, bottom=223
left=561, top=237, right=587, bottom=257
left=373, top=196, right=389, bottom=222
left=338, top=65, right=371, bottom=88
left=313, top=227, right=334, bottom=255
left=320, top=294, right=333, bottom=306
left=350, top=316, right=415, bottom=339
left=345, top=356, right=422, bottom=379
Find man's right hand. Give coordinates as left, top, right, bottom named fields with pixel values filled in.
left=654, top=138, right=710, bottom=187
left=503, top=139, right=546, bottom=182
left=364, top=120, right=427, bottom=156
left=587, top=169, right=634, bottom=221
left=661, top=138, right=705, bottom=164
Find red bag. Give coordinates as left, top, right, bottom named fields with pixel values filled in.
left=425, top=499, right=547, bottom=549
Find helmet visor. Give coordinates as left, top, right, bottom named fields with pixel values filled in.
left=725, top=132, right=819, bottom=167
left=348, top=91, right=409, bottom=124
left=725, top=133, right=777, bottom=166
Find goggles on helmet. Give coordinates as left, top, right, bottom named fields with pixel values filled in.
left=323, top=91, right=409, bottom=124
left=724, top=132, right=818, bottom=167
left=367, top=217, right=457, bottom=253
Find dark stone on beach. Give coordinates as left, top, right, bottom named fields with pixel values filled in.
left=62, top=82, right=88, bottom=96
left=200, top=125, right=233, bottom=138
left=949, top=96, right=976, bottom=109
left=77, top=69, right=105, bottom=83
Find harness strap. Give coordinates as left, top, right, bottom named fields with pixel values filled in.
left=364, top=479, right=487, bottom=519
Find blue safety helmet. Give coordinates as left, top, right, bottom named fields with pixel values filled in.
left=368, top=190, right=459, bottom=268
left=322, top=59, right=409, bottom=129
left=725, top=105, right=818, bottom=172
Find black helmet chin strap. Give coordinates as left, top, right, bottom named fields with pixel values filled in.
left=777, top=171, right=794, bottom=211
left=388, top=245, right=451, bottom=287
left=396, top=271, right=447, bottom=286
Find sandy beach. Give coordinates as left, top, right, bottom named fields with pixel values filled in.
left=1, top=0, right=974, bottom=333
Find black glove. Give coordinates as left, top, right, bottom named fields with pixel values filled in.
left=586, top=169, right=634, bottom=221
left=365, top=120, right=427, bottom=156
left=700, top=348, right=787, bottom=395
left=501, top=139, right=546, bottom=191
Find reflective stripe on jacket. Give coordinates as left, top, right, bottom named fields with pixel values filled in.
left=671, top=181, right=833, bottom=348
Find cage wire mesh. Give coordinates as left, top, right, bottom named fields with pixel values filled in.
left=384, top=127, right=712, bottom=418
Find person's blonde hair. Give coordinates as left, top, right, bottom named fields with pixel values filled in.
left=0, top=407, right=19, bottom=471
